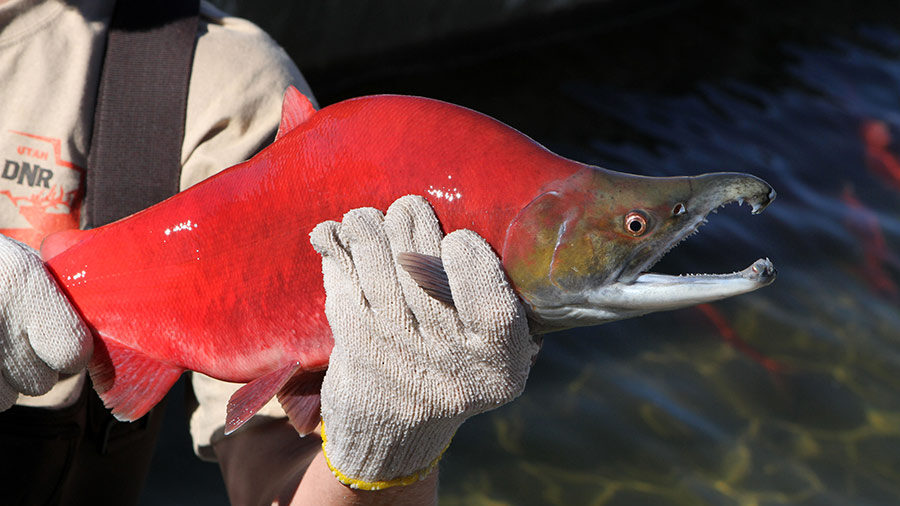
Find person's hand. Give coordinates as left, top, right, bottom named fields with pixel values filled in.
left=309, top=195, right=539, bottom=490
left=0, top=235, right=92, bottom=410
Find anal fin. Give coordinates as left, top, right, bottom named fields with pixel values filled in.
left=89, top=338, right=184, bottom=421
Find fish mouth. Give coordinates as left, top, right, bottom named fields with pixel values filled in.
left=618, top=257, right=776, bottom=310
left=529, top=173, right=777, bottom=333
left=617, top=179, right=776, bottom=284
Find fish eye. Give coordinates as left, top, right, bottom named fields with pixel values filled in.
left=673, top=203, right=686, bottom=216
left=624, top=211, right=648, bottom=236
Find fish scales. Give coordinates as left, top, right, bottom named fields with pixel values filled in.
left=40, top=90, right=584, bottom=429
left=39, top=87, right=776, bottom=432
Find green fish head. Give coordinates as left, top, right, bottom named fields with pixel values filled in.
left=502, top=166, right=777, bottom=333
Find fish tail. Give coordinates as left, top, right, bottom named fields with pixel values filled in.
left=88, top=336, right=184, bottom=421
left=40, top=228, right=95, bottom=261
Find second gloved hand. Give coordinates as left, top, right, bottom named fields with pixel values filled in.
left=0, top=235, right=92, bottom=410
left=310, top=195, right=539, bottom=490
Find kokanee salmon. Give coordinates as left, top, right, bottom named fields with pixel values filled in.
left=41, top=87, right=776, bottom=434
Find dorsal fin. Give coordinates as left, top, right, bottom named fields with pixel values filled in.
left=275, top=86, right=317, bottom=141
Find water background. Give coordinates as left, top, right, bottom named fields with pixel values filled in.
left=142, top=1, right=900, bottom=504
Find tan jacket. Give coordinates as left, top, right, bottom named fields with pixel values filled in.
left=0, top=0, right=310, bottom=459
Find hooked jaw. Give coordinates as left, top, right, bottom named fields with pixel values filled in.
left=534, top=258, right=775, bottom=330
left=524, top=170, right=777, bottom=333
left=400, top=169, right=777, bottom=334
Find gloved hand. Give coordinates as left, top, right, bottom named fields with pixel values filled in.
left=0, top=235, right=92, bottom=410
left=310, top=195, right=539, bottom=490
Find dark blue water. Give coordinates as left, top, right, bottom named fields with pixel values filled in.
left=143, top=2, right=900, bottom=504
left=436, top=14, right=900, bottom=506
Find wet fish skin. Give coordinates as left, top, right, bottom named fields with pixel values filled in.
left=39, top=87, right=775, bottom=433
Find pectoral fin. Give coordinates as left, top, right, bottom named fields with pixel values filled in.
left=397, top=252, right=455, bottom=307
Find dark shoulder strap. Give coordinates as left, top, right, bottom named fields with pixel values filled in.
left=86, top=0, right=201, bottom=228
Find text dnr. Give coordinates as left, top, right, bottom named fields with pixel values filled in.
left=3, top=160, right=53, bottom=189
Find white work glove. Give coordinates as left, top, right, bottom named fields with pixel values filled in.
left=310, top=195, right=539, bottom=490
left=0, top=235, right=92, bottom=410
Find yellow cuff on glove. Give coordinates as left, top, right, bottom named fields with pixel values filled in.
left=321, top=422, right=451, bottom=490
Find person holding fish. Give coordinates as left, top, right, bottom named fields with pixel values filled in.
left=0, top=0, right=537, bottom=504
left=2, top=0, right=781, bottom=503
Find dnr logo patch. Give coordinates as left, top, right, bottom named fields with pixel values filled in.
left=0, top=130, right=84, bottom=248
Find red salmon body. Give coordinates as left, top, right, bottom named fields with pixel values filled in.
left=41, top=89, right=584, bottom=427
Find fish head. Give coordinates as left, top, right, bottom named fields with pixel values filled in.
left=502, top=166, right=776, bottom=333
